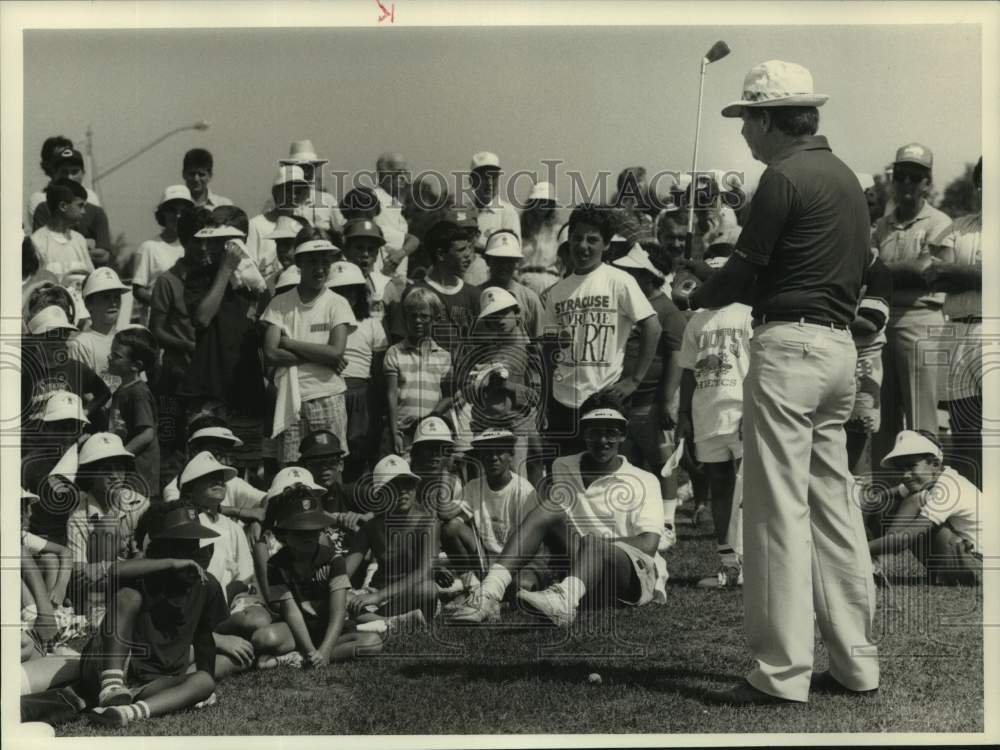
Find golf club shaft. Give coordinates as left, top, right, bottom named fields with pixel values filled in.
left=685, top=59, right=709, bottom=260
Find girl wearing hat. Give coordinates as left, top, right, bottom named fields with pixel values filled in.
left=250, top=484, right=384, bottom=669
left=327, top=260, right=389, bottom=482
left=449, top=392, right=668, bottom=626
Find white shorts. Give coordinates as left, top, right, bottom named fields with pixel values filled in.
left=613, top=541, right=666, bottom=606
left=695, top=432, right=742, bottom=463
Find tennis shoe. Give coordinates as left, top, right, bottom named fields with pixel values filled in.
left=516, top=583, right=577, bottom=627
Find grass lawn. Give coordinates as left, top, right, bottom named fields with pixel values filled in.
left=57, top=505, right=983, bottom=737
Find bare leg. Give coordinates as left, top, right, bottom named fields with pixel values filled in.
left=439, top=517, right=482, bottom=576
left=215, top=605, right=272, bottom=639
left=704, top=461, right=737, bottom=545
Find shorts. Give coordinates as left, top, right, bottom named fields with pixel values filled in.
left=625, top=404, right=671, bottom=472
left=78, top=636, right=175, bottom=706
left=229, top=592, right=266, bottom=615
left=344, top=377, right=371, bottom=448
left=279, top=393, right=349, bottom=465
left=846, top=349, right=883, bottom=434
left=545, top=399, right=582, bottom=461
left=612, top=541, right=665, bottom=606
left=695, top=431, right=742, bottom=463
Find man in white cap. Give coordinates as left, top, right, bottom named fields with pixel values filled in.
left=261, top=237, right=357, bottom=466
left=449, top=394, right=667, bottom=626
left=261, top=140, right=345, bottom=236
left=246, top=164, right=314, bottom=278
left=481, top=229, right=545, bottom=339
left=870, top=143, right=952, bottom=471
left=466, top=151, right=521, bottom=253
left=131, top=185, right=195, bottom=312
left=867, top=430, right=981, bottom=586
left=373, top=151, right=418, bottom=278
left=685, top=60, right=878, bottom=705
left=519, top=180, right=567, bottom=296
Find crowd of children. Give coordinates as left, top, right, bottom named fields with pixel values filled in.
left=18, top=140, right=982, bottom=730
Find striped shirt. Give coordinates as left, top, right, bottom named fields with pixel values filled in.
left=383, top=338, right=452, bottom=431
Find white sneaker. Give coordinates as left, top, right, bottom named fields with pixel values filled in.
left=446, top=589, right=501, bottom=624
left=697, top=565, right=743, bottom=589
left=516, top=584, right=577, bottom=627
left=256, top=651, right=304, bottom=670
left=658, top=523, right=677, bottom=552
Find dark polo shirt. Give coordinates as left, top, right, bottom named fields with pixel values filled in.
left=734, top=135, right=869, bottom=327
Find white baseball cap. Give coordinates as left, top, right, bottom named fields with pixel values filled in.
left=294, top=239, right=340, bottom=258
left=326, top=261, right=367, bottom=288
left=82, top=267, right=129, bottom=297
left=275, top=265, right=301, bottom=289
left=266, top=215, right=306, bottom=240
left=484, top=230, right=523, bottom=259
left=470, top=151, right=501, bottom=171
left=158, top=184, right=194, bottom=207
left=371, top=454, right=419, bottom=494
left=194, top=225, right=246, bottom=239
left=612, top=244, right=665, bottom=280
left=179, top=451, right=238, bottom=489
left=274, top=164, right=309, bottom=187
left=528, top=181, right=554, bottom=201
left=721, top=60, right=829, bottom=118
left=188, top=425, right=244, bottom=447
left=265, top=466, right=324, bottom=500
left=26, top=305, right=76, bottom=335
left=478, top=286, right=519, bottom=319
left=411, top=416, right=454, bottom=446
left=287, top=139, right=319, bottom=162
left=470, top=428, right=517, bottom=446
left=79, top=432, right=134, bottom=466
left=880, top=430, right=943, bottom=468
left=40, top=391, right=89, bottom=424
left=580, top=407, right=629, bottom=426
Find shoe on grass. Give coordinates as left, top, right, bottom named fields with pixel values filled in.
left=445, top=589, right=501, bottom=624
left=691, top=503, right=708, bottom=526
left=658, top=523, right=676, bottom=552
left=516, top=583, right=577, bottom=627
left=810, top=670, right=879, bottom=696
left=256, top=651, right=303, bottom=670
left=97, top=684, right=132, bottom=708
left=697, top=565, right=743, bottom=589
left=86, top=707, right=127, bottom=728
left=703, top=679, right=800, bottom=706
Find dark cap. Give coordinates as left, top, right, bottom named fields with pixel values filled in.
left=52, top=148, right=85, bottom=169
left=425, top=217, right=464, bottom=251
left=343, top=218, right=386, bottom=245
left=298, top=430, right=345, bottom=460
left=146, top=505, right=220, bottom=541
left=272, top=492, right=334, bottom=531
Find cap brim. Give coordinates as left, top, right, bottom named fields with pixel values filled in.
left=155, top=523, right=221, bottom=541
left=298, top=448, right=346, bottom=459
left=721, top=94, right=829, bottom=118
left=372, top=470, right=419, bottom=494
left=275, top=510, right=336, bottom=531
left=41, top=410, right=90, bottom=424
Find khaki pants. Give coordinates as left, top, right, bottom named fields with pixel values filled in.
left=742, top=322, right=878, bottom=701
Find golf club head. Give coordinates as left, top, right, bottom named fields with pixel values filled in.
left=704, top=40, right=730, bottom=64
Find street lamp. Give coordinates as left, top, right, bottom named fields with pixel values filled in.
left=89, top=120, right=211, bottom=198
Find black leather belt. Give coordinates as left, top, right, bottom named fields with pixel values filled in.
left=952, top=316, right=982, bottom=324
left=754, top=313, right=849, bottom=331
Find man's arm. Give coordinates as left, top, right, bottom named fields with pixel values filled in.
left=193, top=244, right=242, bottom=328
left=605, top=314, right=660, bottom=401
left=279, top=322, right=349, bottom=369
left=262, top=323, right=303, bottom=367
left=687, top=254, right=758, bottom=310
left=606, top=531, right=661, bottom=559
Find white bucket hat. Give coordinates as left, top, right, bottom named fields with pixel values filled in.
left=527, top=181, right=555, bottom=201
left=478, top=286, right=519, bottom=319
left=82, top=267, right=129, bottom=297
left=470, top=151, right=501, bottom=171
left=412, top=416, right=454, bottom=446
left=287, top=139, right=319, bottom=163
left=371, top=455, right=419, bottom=494
left=484, top=230, right=523, bottom=259
left=40, top=391, right=89, bottom=424
left=179, top=451, right=238, bottom=489
left=265, top=466, right=324, bottom=500
left=79, top=432, right=134, bottom=466
left=880, top=430, right=943, bottom=468
left=612, top=244, right=664, bottom=280
left=275, top=265, right=301, bottom=289
left=26, top=305, right=76, bottom=334
left=188, top=425, right=244, bottom=447
left=326, top=261, right=367, bottom=288
left=266, top=215, right=306, bottom=240
left=158, top=184, right=194, bottom=207
left=721, top=60, right=828, bottom=118
left=274, top=164, right=309, bottom=187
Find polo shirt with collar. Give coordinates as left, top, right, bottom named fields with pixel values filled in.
left=932, top=212, right=981, bottom=320
left=873, top=200, right=952, bottom=311
left=734, top=135, right=870, bottom=328
left=66, top=489, right=149, bottom=573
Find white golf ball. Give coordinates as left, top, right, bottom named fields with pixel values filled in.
left=587, top=672, right=602, bottom=685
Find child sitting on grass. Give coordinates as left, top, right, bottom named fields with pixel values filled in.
left=21, top=488, right=73, bottom=616
left=107, top=327, right=161, bottom=500
left=344, top=455, right=442, bottom=629
left=249, top=483, right=384, bottom=669
left=81, top=503, right=226, bottom=728
left=868, top=430, right=982, bottom=586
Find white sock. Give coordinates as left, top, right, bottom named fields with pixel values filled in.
left=560, top=576, right=586, bottom=606
left=481, top=564, right=511, bottom=601
left=662, top=498, right=678, bottom=526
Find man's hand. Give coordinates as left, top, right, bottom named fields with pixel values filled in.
left=434, top=567, right=456, bottom=589
left=674, top=412, right=693, bottom=446
left=392, top=431, right=405, bottom=455
left=215, top=633, right=255, bottom=668
left=850, top=315, right=878, bottom=337
left=604, top=376, right=640, bottom=402
left=221, top=240, right=244, bottom=273
left=657, top=400, right=676, bottom=431
left=337, top=512, right=371, bottom=532
left=347, top=591, right=380, bottom=618
left=172, top=558, right=208, bottom=583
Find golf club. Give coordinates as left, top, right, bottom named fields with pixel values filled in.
left=685, top=40, right=731, bottom=259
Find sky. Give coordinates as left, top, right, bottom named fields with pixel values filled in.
left=22, top=23, right=982, bottom=251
